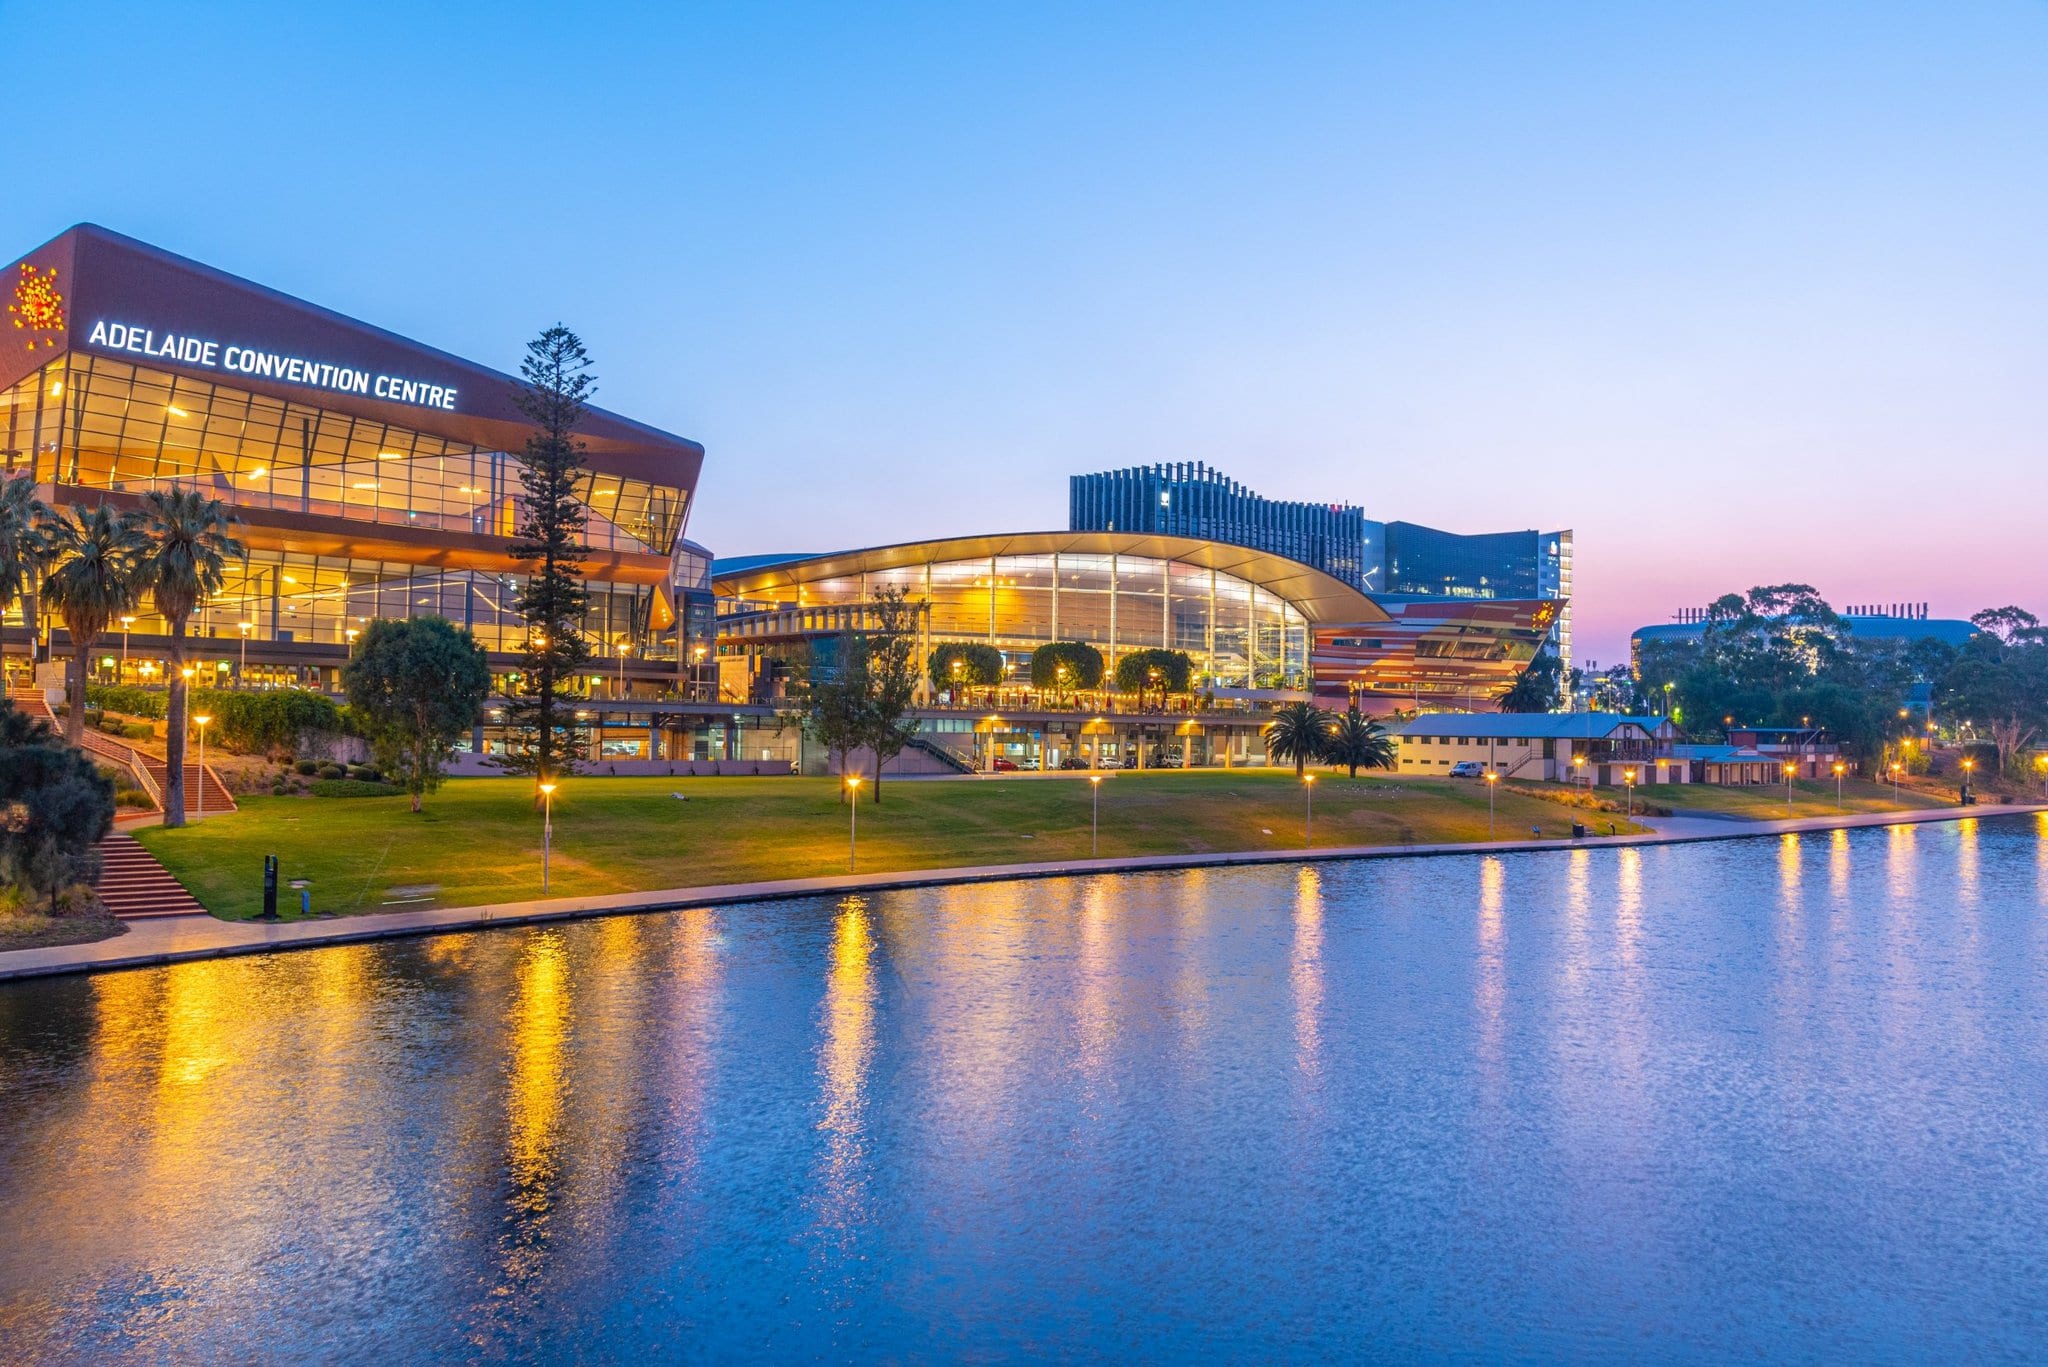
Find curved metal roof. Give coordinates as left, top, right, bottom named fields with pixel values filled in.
left=712, top=531, right=1389, bottom=624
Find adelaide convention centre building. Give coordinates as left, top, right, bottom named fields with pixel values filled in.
left=2, top=225, right=1565, bottom=775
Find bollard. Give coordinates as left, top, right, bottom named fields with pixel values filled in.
left=299, top=887, right=311, bottom=917
left=261, top=855, right=280, bottom=921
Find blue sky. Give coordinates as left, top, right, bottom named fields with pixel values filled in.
left=12, top=2, right=2046, bottom=659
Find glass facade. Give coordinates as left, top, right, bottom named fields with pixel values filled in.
left=747, top=551, right=1310, bottom=688
left=2, top=353, right=690, bottom=666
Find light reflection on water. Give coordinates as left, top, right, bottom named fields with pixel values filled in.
left=1, top=817, right=2047, bottom=1360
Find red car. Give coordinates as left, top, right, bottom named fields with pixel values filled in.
left=991, top=757, right=1019, bottom=772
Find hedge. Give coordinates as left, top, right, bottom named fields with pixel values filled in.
left=86, top=684, right=167, bottom=720
left=928, top=642, right=1006, bottom=690
left=1029, top=642, right=1104, bottom=691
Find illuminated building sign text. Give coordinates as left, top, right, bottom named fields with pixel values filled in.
left=85, top=319, right=459, bottom=410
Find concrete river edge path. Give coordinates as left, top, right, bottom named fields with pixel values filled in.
left=3, top=803, right=2041, bottom=983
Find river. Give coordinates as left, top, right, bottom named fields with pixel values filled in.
left=2, top=815, right=2046, bottom=1360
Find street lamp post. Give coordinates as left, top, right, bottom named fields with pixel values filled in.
left=1485, top=769, right=1499, bottom=838
left=1090, top=774, right=1103, bottom=856
left=538, top=781, right=556, bottom=893
left=1623, top=766, right=1636, bottom=820
left=1573, top=753, right=1587, bottom=791
left=237, top=621, right=252, bottom=683
left=1890, top=761, right=1903, bottom=802
left=1303, top=773, right=1316, bottom=849
left=119, top=616, right=135, bottom=673
left=192, top=713, right=212, bottom=819
left=845, top=774, right=863, bottom=871
left=1783, top=761, right=1797, bottom=814
left=1960, top=756, right=1975, bottom=805
left=1832, top=761, right=1846, bottom=812
left=950, top=657, right=964, bottom=705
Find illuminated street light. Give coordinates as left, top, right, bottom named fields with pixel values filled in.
left=845, top=774, right=863, bottom=871
left=1090, top=773, right=1104, bottom=857
left=119, top=615, right=135, bottom=668
left=1784, top=761, right=1797, bottom=814
left=1623, top=766, right=1636, bottom=821
left=1302, top=773, right=1316, bottom=849
left=538, top=781, right=557, bottom=892
left=1485, top=769, right=1500, bottom=838
left=192, top=713, right=212, bottom=819
left=1890, top=761, right=1903, bottom=803
left=238, top=621, right=253, bottom=682
left=1833, top=760, right=1846, bottom=812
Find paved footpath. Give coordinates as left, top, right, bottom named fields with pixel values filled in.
left=3, top=803, right=2040, bottom=983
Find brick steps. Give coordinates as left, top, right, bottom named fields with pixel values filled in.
left=95, top=832, right=207, bottom=919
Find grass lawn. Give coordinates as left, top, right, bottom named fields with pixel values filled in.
left=1630, top=776, right=1953, bottom=819
left=136, top=770, right=1648, bottom=921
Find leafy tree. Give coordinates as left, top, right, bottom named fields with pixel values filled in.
left=40, top=503, right=143, bottom=746
left=342, top=617, right=492, bottom=812
left=1497, top=648, right=1562, bottom=713
left=188, top=688, right=351, bottom=757
left=1030, top=642, right=1104, bottom=701
left=0, top=700, right=114, bottom=913
left=502, top=325, right=595, bottom=789
left=0, top=474, right=53, bottom=684
left=131, top=486, right=243, bottom=828
left=1971, top=605, right=2041, bottom=644
left=795, top=640, right=867, bottom=800
left=928, top=642, right=1005, bottom=694
left=1266, top=700, right=1335, bottom=777
left=1114, top=648, right=1192, bottom=709
left=856, top=586, right=925, bottom=802
left=1940, top=627, right=2048, bottom=776
left=1324, top=709, right=1395, bottom=777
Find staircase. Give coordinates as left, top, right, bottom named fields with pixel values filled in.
left=95, top=832, right=207, bottom=918
left=7, top=683, right=54, bottom=726
left=905, top=734, right=977, bottom=775
left=74, top=728, right=234, bottom=816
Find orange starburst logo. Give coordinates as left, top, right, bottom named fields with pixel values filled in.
left=10, top=263, right=65, bottom=352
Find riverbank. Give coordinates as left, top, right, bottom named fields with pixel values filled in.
left=5, top=803, right=2038, bottom=983
left=134, top=772, right=1651, bottom=921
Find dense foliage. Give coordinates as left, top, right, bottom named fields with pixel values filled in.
left=1113, top=649, right=1193, bottom=707
left=1266, top=701, right=1335, bottom=777
left=928, top=642, right=1005, bottom=691
left=1029, top=642, right=1105, bottom=695
left=796, top=587, right=925, bottom=800
left=1632, top=585, right=2047, bottom=775
left=130, top=486, right=243, bottom=827
left=87, top=684, right=168, bottom=720
left=1324, top=710, right=1397, bottom=777
left=1497, top=649, right=1563, bottom=713
left=341, top=617, right=493, bottom=812
left=0, top=701, right=114, bottom=913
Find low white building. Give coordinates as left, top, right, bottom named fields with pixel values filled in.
left=1387, top=714, right=1689, bottom=785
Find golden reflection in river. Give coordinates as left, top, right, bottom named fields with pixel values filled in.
left=1476, top=856, right=1506, bottom=1092
left=499, top=929, right=572, bottom=1299
left=1075, top=877, right=1117, bottom=1091
left=1887, top=822, right=1918, bottom=903
left=813, top=895, right=877, bottom=1247
left=1292, top=865, right=1325, bottom=1086
left=1615, top=846, right=1643, bottom=970
left=1956, top=817, right=1981, bottom=907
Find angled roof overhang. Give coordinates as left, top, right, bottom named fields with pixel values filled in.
left=713, top=531, right=1388, bottom=624
left=1, top=224, right=703, bottom=495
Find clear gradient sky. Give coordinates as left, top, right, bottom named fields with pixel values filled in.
left=12, top=3, right=2045, bottom=661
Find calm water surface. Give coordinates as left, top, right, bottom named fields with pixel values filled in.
left=4, top=816, right=2048, bottom=1361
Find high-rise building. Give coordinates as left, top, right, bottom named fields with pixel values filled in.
left=1069, top=463, right=1383, bottom=592
left=1070, top=463, right=1572, bottom=678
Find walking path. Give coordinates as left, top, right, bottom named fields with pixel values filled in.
left=3, top=802, right=2039, bottom=983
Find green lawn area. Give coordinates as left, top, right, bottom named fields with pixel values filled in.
left=1630, top=776, right=1953, bottom=819
left=136, top=770, right=1648, bottom=920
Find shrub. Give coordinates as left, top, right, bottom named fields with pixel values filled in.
left=351, top=764, right=381, bottom=782
left=114, top=786, right=154, bottom=809
left=294, top=759, right=321, bottom=776
left=188, top=688, right=350, bottom=758
left=86, top=684, right=168, bottom=720
left=309, top=778, right=403, bottom=798
left=317, top=763, right=347, bottom=780
left=121, top=722, right=153, bottom=740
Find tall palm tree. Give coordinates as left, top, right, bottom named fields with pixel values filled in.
left=1266, top=700, right=1335, bottom=778
left=42, top=503, right=145, bottom=746
left=1324, top=709, right=1397, bottom=778
left=132, top=486, right=243, bottom=827
left=0, top=474, right=55, bottom=692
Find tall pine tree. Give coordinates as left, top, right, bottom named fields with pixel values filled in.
left=502, top=326, right=594, bottom=788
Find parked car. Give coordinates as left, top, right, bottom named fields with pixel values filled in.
left=1058, top=755, right=1089, bottom=770
left=1018, top=757, right=1042, bottom=771
left=1448, top=760, right=1486, bottom=778
left=992, top=757, right=1019, bottom=772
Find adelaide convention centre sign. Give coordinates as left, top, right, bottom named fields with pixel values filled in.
left=84, top=319, right=460, bottom=411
